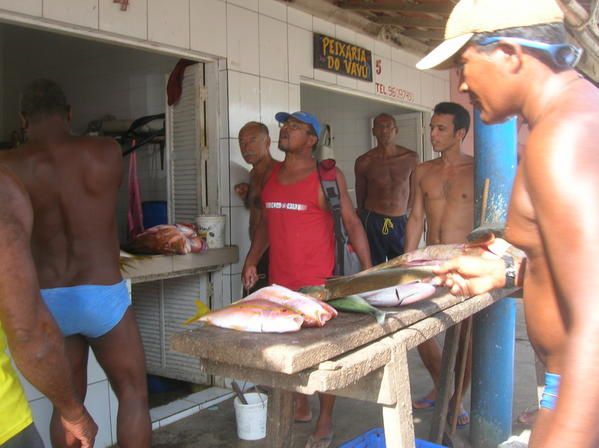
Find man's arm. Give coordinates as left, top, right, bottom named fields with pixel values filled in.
left=0, top=169, right=97, bottom=446
left=242, top=211, right=269, bottom=290
left=354, top=155, right=368, bottom=211
left=525, top=120, right=599, bottom=448
left=336, top=168, right=372, bottom=270
left=404, top=164, right=426, bottom=253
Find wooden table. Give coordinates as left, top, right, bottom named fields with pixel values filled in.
left=171, top=288, right=512, bottom=448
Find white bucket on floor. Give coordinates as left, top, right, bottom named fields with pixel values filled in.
left=196, top=215, right=226, bottom=248
left=233, top=392, right=268, bottom=440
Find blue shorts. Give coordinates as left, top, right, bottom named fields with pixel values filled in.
left=41, top=280, right=131, bottom=339
left=540, top=372, right=560, bottom=410
left=360, top=210, right=407, bottom=265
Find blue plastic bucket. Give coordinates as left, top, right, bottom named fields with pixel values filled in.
left=339, top=428, right=446, bottom=448
left=142, top=201, right=167, bottom=229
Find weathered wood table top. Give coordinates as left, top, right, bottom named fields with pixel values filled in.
left=171, top=288, right=511, bottom=376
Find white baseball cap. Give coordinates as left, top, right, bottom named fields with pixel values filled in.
left=416, top=0, right=564, bottom=70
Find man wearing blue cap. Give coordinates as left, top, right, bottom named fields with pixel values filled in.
left=420, top=0, right=599, bottom=447
left=242, top=111, right=371, bottom=448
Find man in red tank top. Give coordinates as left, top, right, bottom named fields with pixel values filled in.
left=242, top=111, right=371, bottom=448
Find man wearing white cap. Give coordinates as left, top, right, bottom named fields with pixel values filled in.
left=420, top=0, right=599, bottom=447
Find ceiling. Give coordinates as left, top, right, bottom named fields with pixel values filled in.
left=287, top=0, right=598, bottom=81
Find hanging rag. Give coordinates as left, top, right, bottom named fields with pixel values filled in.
left=167, top=59, right=197, bottom=106
left=127, top=152, right=144, bottom=239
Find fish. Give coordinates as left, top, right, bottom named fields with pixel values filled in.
left=328, top=295, right=387, bottom=325
left=199, top=299, right=304, bottom=333
left=236, top=285, right=337, bottom=327
left=183, top=300, right=212, bottom=325
left=361, top=282, right=437, bottom=307
left=325, top=266, right=437, bottom=299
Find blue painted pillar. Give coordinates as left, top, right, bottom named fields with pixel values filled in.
left=469, top=111, right=518, bottom=448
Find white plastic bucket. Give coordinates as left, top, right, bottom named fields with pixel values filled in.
left=233, top=392, right=268, bottom=440
left=196, top=215, right=226, bottom=248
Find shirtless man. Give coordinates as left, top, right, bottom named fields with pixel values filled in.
left=417, top=0, right=599, bottom=446
left=405, top=102, right=473, bottom=426
left=234, top=122, right=277, bottom=292
left=0, top=167, right=97, bottom=448
left=355, top=113, right=419, bottom=265
left=0, top=79, right=151, bottom=447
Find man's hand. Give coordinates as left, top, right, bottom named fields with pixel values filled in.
left=433, top=255, right=506, bottom=297
left=234, top=183, right=249, bottom=202
left=242, top=263, right=258, bottom=291
left=60, top=407, right=98, bottom=448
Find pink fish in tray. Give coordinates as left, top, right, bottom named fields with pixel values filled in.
left=237, top=285, right=338, bottom=328
left=361, top=282, right=437, bottom=307
left=199, top=299, right=304, bottom=333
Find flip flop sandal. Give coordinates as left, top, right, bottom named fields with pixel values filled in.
left=304, top=433, right=334, bottom=448
left=447, top=410, right=470, bottom=428
left=413, top=397, right=436, bottom=409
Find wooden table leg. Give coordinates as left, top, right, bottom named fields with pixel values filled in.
left=429, top=322, right=462, bottom=444
left=382, top=345, right=415, bottom=448
left=267, top=388, right=294, bottom=448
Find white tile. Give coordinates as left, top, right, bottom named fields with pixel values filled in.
left=259, top=0, right=286, bottom=21
left=43, top=0, right=98, bottom=28
left=220, top=270, right=233, bottom=307
left=0, top=0, right=41, bottom=15
left=260, top=77, right=288, bottom=140
left=288, top=25, right=313, bottom=84
left=219, top=138, right=232, bottom=206
left=288, top=84, right=300, bottom=113
left=150, top=398, right=196, bottom=421
left=391, top=61, right=419, bottom=105
left=159, top=405, right=200, bottom=427
left=420, top=72, right=435, bottom=109
left=191, top=0, right=227, bottom=57
left=355, top=32, right=375, bottom=53
left=314, top=69, right=337, bottom=85
left=99, top=0, right=147, bottom=39
left=287, top=6, right=312, bottom=31
left=337, top=74, right=357, bottom=90
left=29, top=397, right=53, bottom=447
left=231, top=273, right=244, bottom=298
left=434, top=78, right=450, bottom=106
left=228, top=139, right=252, bottom=208
left=374, top=39, right=392, bottom=60
left=403, top=65, right=422, bottom=105
left=335, top=25, right=355, bottom=44
left=312, top=16, right=334, bottom=36
left=148, top=0, right=190, bottom=48
left=356, top=78, right=375, bottom=95
left=374, top=56, right=391, bottom=95
left=229, top=206, right=251, bottom=274
left=259, top=15, right=288, bottom=81
left=227, top=71, right=261, bottom=137
left=227, top=4, right=260, bottom=75
left=84, top=381, right=114, bottom=447
left=228, top=0, right=258, bottom=11
left=392, top=46, right=420, bottom=66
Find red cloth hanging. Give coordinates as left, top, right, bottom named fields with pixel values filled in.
left=167, top=59, right=197, bottom=106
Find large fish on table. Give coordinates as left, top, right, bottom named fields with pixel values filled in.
left=325, top=266, right=437, bottom=299
left=236, top=285, right=337, bottom=327
left=361, top=282, right=437, bottom=307
left=199, top=299, right=304, bottom=333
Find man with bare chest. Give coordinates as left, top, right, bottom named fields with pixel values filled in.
left=234, top=121, right=276, bottom=291
left=355, top=113, right=419, bottom=265
left=419, top=0, right=599, bottom=446
left=404, top=102, right=473, bottom=426
left=0, top=79, right=150, bottom=447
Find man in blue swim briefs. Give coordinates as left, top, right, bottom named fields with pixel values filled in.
left=354, top=113, right=419, bottom=265
left=0, top=79, right=151, bottom=447
left=422, top=0, right=599, bottom=446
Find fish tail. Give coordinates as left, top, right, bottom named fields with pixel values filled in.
left=373, top=309, right=387, bottom=325
left=183, top=299, right=211, bottom=325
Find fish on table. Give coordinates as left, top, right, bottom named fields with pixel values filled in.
left=361, top=282, right=437, bottom=307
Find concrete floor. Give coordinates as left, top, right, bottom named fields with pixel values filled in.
left=152, top=302, right=537, bottom=448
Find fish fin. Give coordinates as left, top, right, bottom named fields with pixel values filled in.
left=183, top=300, right=211, bottom=325
left=374, top=309, right=387, bottom=325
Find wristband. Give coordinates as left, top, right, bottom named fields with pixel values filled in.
left=502, top=255, right=517, bottom=289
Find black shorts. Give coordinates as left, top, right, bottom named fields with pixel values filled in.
left=360, top=210, right=407, bottom=266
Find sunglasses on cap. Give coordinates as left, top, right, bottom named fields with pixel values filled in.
left=477, top=36, right=582, bottom=69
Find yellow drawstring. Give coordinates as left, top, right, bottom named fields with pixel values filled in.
left=382, top=218, right=394, bottom=235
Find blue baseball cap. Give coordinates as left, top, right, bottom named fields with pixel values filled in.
left=275, top=111, right=321, bottom=141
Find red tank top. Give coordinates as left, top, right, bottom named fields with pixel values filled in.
left=262, top=162, right=335, bottom=290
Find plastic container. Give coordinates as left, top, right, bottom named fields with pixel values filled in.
left=339, top=428, right=447, bottom=448
left=196, top=215, right=226, bottom=248
left=142, top=201, right=168, bottom=229
left=233, top=392, right=268, bottom=440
